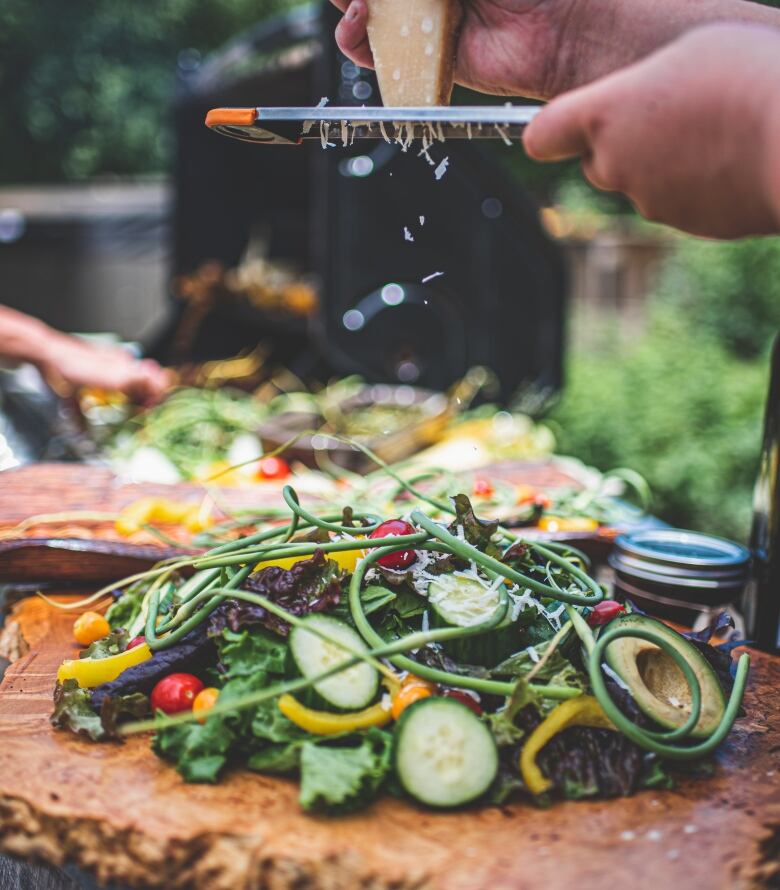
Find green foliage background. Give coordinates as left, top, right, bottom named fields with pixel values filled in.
left=1, top=0, right=779, bottom=540
left=549, top=235, right=780, bottom=541
left=0, top=0, right=299, bottom=183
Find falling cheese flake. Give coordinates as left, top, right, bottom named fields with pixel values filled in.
left=422, top=271, right=444, bottom=283
left=434, top=156, right=450, bottom=181
left=404, top=227, right=414, bottom=242
left=419, top=216, right=426, bottom=226
left=494, top=124, right=513, bottom=147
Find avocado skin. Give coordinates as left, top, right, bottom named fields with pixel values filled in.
left=603, top=613, right=726, bottom=738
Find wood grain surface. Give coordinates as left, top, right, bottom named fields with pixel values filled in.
left=0, top=596, right=778, bottom=890
left=0, top=463, right=778, bottom=890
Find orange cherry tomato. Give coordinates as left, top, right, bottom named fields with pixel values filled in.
left=392, top=676, right=436, bottom=720
left=73, top=611, right=111, bottom=647
left=193, top=687, right=220, bottom=723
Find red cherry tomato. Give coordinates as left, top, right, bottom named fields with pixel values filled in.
left=150, top=673, right=204, bottom=715
left=369, top=519, right=417, bottom=569
left=441, top=689, right=483, bottom=715
left=127, top=635, right=146, bottom=650
left=256, top=457, right=291, bottom=481
left=587, top=600, right=626, bottom=627
left=473, top=478, right=494, bottom=498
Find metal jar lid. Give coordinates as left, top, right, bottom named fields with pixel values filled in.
left=609, top=528, right=751, bottom=608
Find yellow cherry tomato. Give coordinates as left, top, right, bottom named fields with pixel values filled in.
left=391, top=677, right=436, bottom=720
left=193, top=687, right=220, bottom=723
left=278, top=694, right=392, bottom=735
left=73, top=611, right=110, bottom=647
left=57, top=641, right=152, bottom=688
left=520, top=695, right=613, bottom=795
left=537, top=516, right=599, bottom=533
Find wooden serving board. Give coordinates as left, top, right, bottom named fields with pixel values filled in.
left=0, top=597, right=778, bottom=890
left=0, top=463, right=777, bottom=889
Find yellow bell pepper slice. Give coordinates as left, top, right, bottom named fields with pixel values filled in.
left=57, top=642, right=152, bottom=689
left=116, top=498, right=213, bottom=536
left=278, top=693, right=392, bottom=735
left=254, top=542, right=364, bottom=574
left=520, top=695, right=614, bottom=795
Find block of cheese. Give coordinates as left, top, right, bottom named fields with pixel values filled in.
left=366, top=0, right=463, bottom=106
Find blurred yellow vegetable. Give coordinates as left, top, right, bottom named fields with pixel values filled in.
left=116, top=497, right=213, bottom=536
left=57, top=642, right=152, bottom=688
left=538, top=516, right=599, bottom=533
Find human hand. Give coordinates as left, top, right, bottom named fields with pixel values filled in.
left=524, top=24, right=780, bottom=238
left=38, top=334, right=172, bottom=406
left=329, top=0, right=780, bottom=100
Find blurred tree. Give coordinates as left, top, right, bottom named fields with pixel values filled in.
left=0, top=0, right=300, bottom=183
left=549, top=309, right=767, bottom=540
left=655, top=238, right=780, bottom=360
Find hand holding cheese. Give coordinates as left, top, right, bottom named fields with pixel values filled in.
left=365, top=0, right=463, bottom=106
left=331, top=0, right=780, bottom=101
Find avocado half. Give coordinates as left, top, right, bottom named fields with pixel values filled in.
left=604, top=613, right=726, bottom=738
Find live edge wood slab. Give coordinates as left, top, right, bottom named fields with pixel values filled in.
left=0, top=464, right=778, bottom=889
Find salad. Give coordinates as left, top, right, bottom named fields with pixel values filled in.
left=50, top=488, right=749, bottom=814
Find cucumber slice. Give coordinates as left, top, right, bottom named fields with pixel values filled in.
left=428, top=573, right=502, bottom=627
left=289, top=614, right=378, bottom=710
left=394, top=697, right=498, bottom=808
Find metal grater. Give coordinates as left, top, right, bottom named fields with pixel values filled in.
left=205, top=105, right=541, bottom=146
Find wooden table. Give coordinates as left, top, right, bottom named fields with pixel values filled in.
left=0, top=464, right=778, bottom=890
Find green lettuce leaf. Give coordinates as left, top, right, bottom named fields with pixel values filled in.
left=51, top=679, right=107, bottom=741
left=216, top=628, right=288, bottom=678
left=245, top=699, right=312, bottom=774
left=80, top=628, right=129, bottom=660
left=247, top=742, right=305, bottom=775
left=251, top=699, right=308, bottom=744
left=449, top=494, right=500, bottom=553
left=51, top=679, right=148, bottom=741
left=487, top=678, right=539, bottom=747
left=99, top=692, right=149, bottom=737
left=153, top=717, right=235, bottom=783
left=298, top=729, right=393, bottom=814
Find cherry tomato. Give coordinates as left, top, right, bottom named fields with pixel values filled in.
left=256, top=457, right=290, bottom=481
left=587, top=600, right=626, bottom=627
left=473, top=478, right=494, bottom=498
left=441, top=688, right=483, bottom=715
left=150, top=673, right=205, bottom=715
left=369, top=519, right=417, bottom=569
left=73, top=611, right=110, bottom=647
left=193, top=687, right=220, bottom=723
left=127, top=635, right=146, bottom=650
left=392, top=682, right=434, bottom=720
